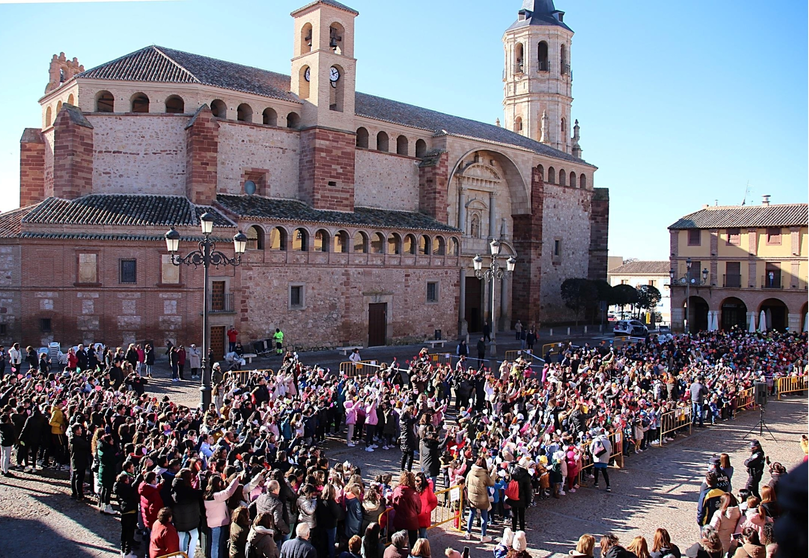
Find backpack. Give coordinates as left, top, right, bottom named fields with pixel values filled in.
left=505, top=479, right=520, bottom=501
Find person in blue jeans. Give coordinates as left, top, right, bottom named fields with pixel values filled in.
left=465, top=457, right=495, bottom=543
left=690, top=376, right=708, bottom=427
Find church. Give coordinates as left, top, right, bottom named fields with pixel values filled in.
left=0, top=0, right=609, bottom=355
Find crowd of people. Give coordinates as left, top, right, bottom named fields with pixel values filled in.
left=0, top=327, right=805, bottom=558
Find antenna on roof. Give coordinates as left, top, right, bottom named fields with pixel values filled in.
left=741, top=181, right=751, bottom=206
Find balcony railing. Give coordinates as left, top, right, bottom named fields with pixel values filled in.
left=761, top=275, right=782, bottom=289
left=723, top=274, right=742, bottom=288
left=210, top=293, right=235, bottom=313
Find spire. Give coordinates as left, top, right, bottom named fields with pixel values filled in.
left=572, top=119, right=582, bottom=159
left=522, top=0, right=557, bottom=14
left=512, top=0, right=571, bottom=31
left=540, top=111, right=549, bottom=144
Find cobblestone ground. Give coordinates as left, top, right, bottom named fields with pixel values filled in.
left=0, top=379, right=805, bottom=558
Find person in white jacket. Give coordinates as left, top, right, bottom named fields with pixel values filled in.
left=589, top=429, right=612, bottom=492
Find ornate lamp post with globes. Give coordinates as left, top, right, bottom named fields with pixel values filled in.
left=165, top=213, right=248, bottom=409
left=669, top=257, right=709, bottom=334
left=473, top=239, right=516, bottom=359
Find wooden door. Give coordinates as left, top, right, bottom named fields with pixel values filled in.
left=211, top=281, right=226, bottom=311
left=210, top=326, right=225, bottom=361
left=465, top=277, right=482, bottom=332
left=368, top=303, right=387, bottom=347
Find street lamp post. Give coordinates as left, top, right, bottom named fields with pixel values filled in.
left=165, top=214, right=248, bottom=410
left=473, top=239, right=516, bottom=360
left=669, top=257, right=709, bottom=334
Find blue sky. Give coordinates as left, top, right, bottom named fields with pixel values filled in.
left=0, top=0, right=806, bottom=260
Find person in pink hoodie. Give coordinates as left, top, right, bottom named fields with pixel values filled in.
left=204, top=473, right=242, bottom=558
left=364, top=397, right=379, bottom=452
left=344, top=400, right=358, bottom=448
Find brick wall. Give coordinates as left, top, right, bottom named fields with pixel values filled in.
left=20, top=129, right=46, bottom=207
left=511, top=167, right=544, bottom=326
left=52, top=105, right=94, bottom=200
left=588, top=187, right=610, bottom=281
left=185, top=105, right=219, bottom=205
left=299, top=127, right=355, bottom=212
left=418, top=151, right=449, bottom=223
left=355, top=149, right=419, bottom=211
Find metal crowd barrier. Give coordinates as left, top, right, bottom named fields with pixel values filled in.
left=338, top=360, right=377, bottom=376
left=223, top=369, right=274, bottom=385
left=659, top=405, right=692, bottom=445
left=736, top=387, right=755, bottom=411
left=776, top=375, right=807, bottom=399
left=429, top=484, right=464, bottom=532
left=577, top=430, right=624, bottom=484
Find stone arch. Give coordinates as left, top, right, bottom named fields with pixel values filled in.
left=287, top=112, right=301, bottom=128
left=292, top=228, right=309, bottom=251
left=515, top=42, right=524, bottom=73
left=96, top=90, right=114, bottom=112
left=579, top=173, right=587, bottom=189
left=211, top=99, right=227, bottom=118
left=314, top=229, right=330, bottom=252
left=356, top=127, right=369, bottom=148
left=329, top=21, right=345, bottom=54
left=419, top=235, right=431, bottom=255
left=263, top=107, right=278, bottom=126
left=370, top=232, right=385, bottom=254
left=415, top=139, right=427, bottom=157
left=165, top=95, right=184, bottom=114
left=300, top=22, right=313, bottom=55
left=547, top=167, right=556, bottom=184
left=396, top=135, right=408, bottom=156
left=387, top=233, right=401, bottom=255
left=448, top=148, right=531, bottom=216
left=432, top=236, right=446, bottom=256
left=353, top=231, right=368, bottom=253
left=333, top=230, right=349, bottom=253
left=758, top=298, right=788, bottom=331
left=130, top=92, right=149, bottom=113
left=377, top=131, right=389, bottom=152
left=67, top=93, right=75, bottom=105
left=569, top=171, right=576, bottom=187
left=514, top=116, right=523, bottom=133
left=558, top=168, right=566, bottom=186
left=537, top=164, right=544, bottom=182
left=237, top=103, right=253, bottom=122
left=720, top=297, right=747, bottom=330
left=329, top=63, right=345, bottom=112
left=269, top=226, right=287, bottom=251
left=45, top=106, right=53, bottom=127
left=685, top=296, right=709, bottom=333
left=538, top=41, right=549, bottom=71
left=246, top=225, right=265, bottom=250
left=448, top=237, right=459, bottom=256
left=403, top=234, right=416, bottom=255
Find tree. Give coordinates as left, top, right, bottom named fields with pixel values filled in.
left=560, top=278, right=598, bottom=326
left=636, top=285, right=662, bottom=326
left=612, top=284, right=639, bottom=317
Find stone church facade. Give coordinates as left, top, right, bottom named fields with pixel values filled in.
left=0, top=0, right=609, bottom=354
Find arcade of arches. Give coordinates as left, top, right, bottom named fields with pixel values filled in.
left=683, top=295, right=807, bottom=333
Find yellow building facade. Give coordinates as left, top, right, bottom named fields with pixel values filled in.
left=668, top=201, right=808, bottom=332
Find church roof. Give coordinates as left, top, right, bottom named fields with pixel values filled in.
left=292, top=0, right=358, bottom=16
left=216, top=194, right=459, bottom=232
left=508, top=0, right=573, bottom=32
left=20, top=195, right=235, bottom=229
left=608, top=261, right=670, bottom=276
left=669, top=204, right=808, bottom=230
left=0, top=206, right=34, bottom=238
left=78, top=46, right=590, bottom=166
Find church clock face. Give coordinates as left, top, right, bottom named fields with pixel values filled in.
left=329, top=66, right=340, bottom=86
left=304, top=67, right=311, bottom=82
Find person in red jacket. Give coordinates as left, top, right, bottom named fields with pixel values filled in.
left=415, top=473, right=437, bottom=540
left=150, top=507, right=180, bottom=558
left=138, top=471, right=164, bottom=530
left=392, top=471, right=422, bottom=550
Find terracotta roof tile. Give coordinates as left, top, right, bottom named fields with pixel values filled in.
left=609, top=261, right=670, bottom=275
left=0, top=206, right=35, bottom=238
left=669, top=204, right=808, bottom=230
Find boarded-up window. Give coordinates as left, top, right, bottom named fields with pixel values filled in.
left=161, top=254, right=180, bottom=284
left=78, top=253, right=97, bottom=283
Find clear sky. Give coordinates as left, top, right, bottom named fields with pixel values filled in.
left=0, top=0, right=806, bottom=260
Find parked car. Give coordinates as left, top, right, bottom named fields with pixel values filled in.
left=613, top=320, right=648, bottom=336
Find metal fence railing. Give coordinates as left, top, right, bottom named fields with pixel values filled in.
left=223, top=369, right=274, bottom=385
left=776, top=375, right=807, bottom=399
left=659, top=406, right=692, bottom=445
left=429, top=484, right=464, bottom=532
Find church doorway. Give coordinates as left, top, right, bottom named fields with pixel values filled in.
left=368, top=303, right=387, bottom=346
left=465, top=277, right=482, bottom=333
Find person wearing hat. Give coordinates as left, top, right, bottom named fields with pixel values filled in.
left=187, top=344, right=201, bottom=380
left=743, top=440, right=766, bottom=499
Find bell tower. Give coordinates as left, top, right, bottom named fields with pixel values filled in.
left=291, top=0, right=358, bottom=131
left=502, top=0, right=574, bottom=154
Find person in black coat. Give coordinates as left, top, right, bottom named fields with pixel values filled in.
left=19, top=406, right=48, bottom=471
left=69, top=424, right=91, bottom=499
left=744, top=439, right=766, bottom=499
left=418, top=426, right=449, bottom=484
left=114, top=471, right=139, bottom=556
left=172, top=469, right=204, bottom=555
left=476, top=337, right=487, bottom=363
left=506, top=459, right=534, bottom=532
left=398, top=407, right=418, bottom=472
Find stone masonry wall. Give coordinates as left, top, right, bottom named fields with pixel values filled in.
left=588, top=187, right=609, bottom=282
left=185, top=106, right=219, bottom=205
left=354, top=149, right=419, bottom=211
left=20, top=129, right=46, bottom=207
left=52, top=105, right=94, bottom=200
left=89, top=114, right=187, bottom=195
left=418, top=151, right=449, bottom=223
left=299, top=128, right=355, bottom=212
left=511, top=167, right=544, bottom=326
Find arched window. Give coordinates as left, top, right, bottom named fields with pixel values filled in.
left=237, top=104, right=253, bottom=122
left=537, top=164, right=545, bottom=181
left=165, top=95, right=184, bottom=114
left=515, top=43, right=524, bottom=73
left=329, top=64, right=344, bottom=112
left=96, top=90, right=114, bottom=112
left=559, top=169, right=566, bottom=186
left=45, top=106, right=52, bottom=127
left=356, top=127, right=369, bottom=148
left=329, top=22, right=345, bottom=54
left=287, top=112, right=300, bottom=128
left=300, top=23, right=313, bottom=55
left=246, top=226, right=265, bottom=250
left=211, top=99, right=227, bottom=118
left=415, top=139, right=427, bottom=157
left=570, top=171, right=576, bottom=187
left=432, top=236, right=446, bottom=256
left=334, top=230, right=349, bottom=253
left=270, top=227, right=287, bottom=251
left=561, top=44, right=569, bottom=74
left=293, top=228, right=308, bottom=251
left=396, top=135, right=408, bottom=156
left=67, top=94, right=75, bottom=105
left=538, top=41, right=549, bottom=71
left=547, top=167, right=556, bottom=184
left=419, top=235, right=431, bottom=255
left=387, top=233, right=401, bottom=255
left=561, top=117, right=566, bottom=135
left=353, top=231, right=368, bottom=254
left=579, top=174, right=587, bottom=189
left=314, top=229, right=330, bottom=252
left=377, top=132, right=389, bottom=152
left=299, top=66, right=311, bottom=100
left=403, top=234, right=416, bottom=255
left=448, top=237, right=459, bottom=256
left=470, top=214, right=481, bottom=238
left=57, top=101, right=63, bottom=114
left=370, top=233, right=384, bottom=254
left=514, top=117, right=523, bottom=133
left=263, top=108, right=277, bottom=126
left=131, top=93, right=149, bottom=113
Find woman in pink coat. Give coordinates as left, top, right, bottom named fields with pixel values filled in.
left=345, top=400, right=358, bottom=447
left=364, top=397, right=378, bottom=452
left=138, top=471, right=164, bottom=530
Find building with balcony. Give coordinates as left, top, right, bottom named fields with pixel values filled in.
left=668, top=199, right=808, bottom=333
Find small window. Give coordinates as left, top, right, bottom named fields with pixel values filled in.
left=356, top=127, right=369, bottom=148
left=246, top=225, right=265, bottom=250
left=579, top=174, right=587, bottom=189
left=688, top=229, right=701, bottom=246
left=353, top=231, right=368, bottom=254
left=293, top=228, right=308, bottom=251
left=161, top=254, right=180, bottom=284
left=537, top=165, right=545, bottom=181
left=237, top=103, right=253, bottom=122
left=45, top=106, right=53, bottom=127
left=432, top=236, right=446, bottom=256
left=287, top=112, right=301, bottom=129
left=77, top=253, right=98, bottom=284
left=131, top=93, right=149, bottom=113
left=419, top=235, right=431, bottom=255
left=558, top=170, right=566, bottom=187
left=547, top=167, right=556, bottom=184
left=120, top=259, right=137, bottom=284
left=766, top=228, right=781, bottom=245
left=427, top=282, right=439, bottom=303
left=403, top=234, right=416, bottom=255
left=377, top=132, right=389, bottom=152
left=448, top=237, right=459, bottom=256
left=40, top=318, right=52, bottom=333
left=387, top=233, right=401, bottom=255
left=396, top=135, right=408, bottom=156
left=96, top=91, right=114, bottom=112
left=726, top=228, right=741, bottom=245
left=165, top=95, right=184, bottom=114
left=270, top=227, right=287, bottom=251
left=290, top=285, right=304, bottom=309
left=263, top=108, right=278, bottom=126
left=370, top=233, right=384, bottom=254
left=314, top=230, right=330, bottom=252
left=415, top=139, right=427, bottom=158
left=553, top=239, right=562, bottom=258
left=334, top=231, right=348, bottom=253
